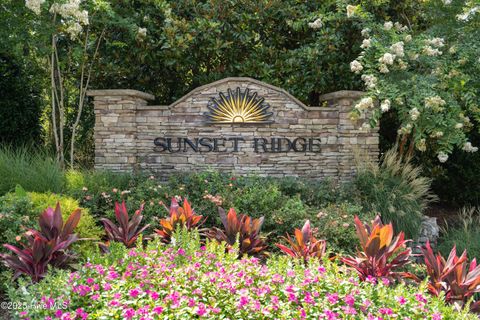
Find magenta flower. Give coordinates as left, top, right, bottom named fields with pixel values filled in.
left=153, top=306, right=163, bottom=315
left=326, top=293, right=339, bottom=304
left=129, top=288, right=141, bottom=298
left=396, top=296, right=407, bottom=305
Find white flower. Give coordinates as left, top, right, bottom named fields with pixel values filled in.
left=398, top=59, right=408, bottom=70
left=380, top=99, right=391, bottom=112
left=404, top=35, right=412, bottom=42
left=398, top=123, right=413, bottom=135
left=379, top=64, right=389, bottom=73
left=456, top=6, right=479, bottom=21
left=437, top=152, right=449, bottom=163
left=417, top=139, right=427, bottom=152
left=354, top=97, right=374, bottom=111
left=432, top=131, right=444, bottom=138
left=350, top=60, right=363, bottom=73
left=379, top=52, right=395, bottom=65
left=361, top=28, right=370, bottom=38
left=409, top=107, right=420, bottom=121
left=346, top=5, right=357, bottom=18
left=426, top=37, right=445, bottom=48
left=463, top=142, right=479, bottom=153
left=308, top=18, right=323, bottom=29
left=423, top=46, right=442, bottom=56
left=361, top=74, right=377, bottom=89
left=455, top=123, right=464, bottom=129
left=65, top=22, right=83, bottom=40
left=384, top=21, right=393, bottom=30
left=390, top=41, right=405, bottom=57
left=425, top=96, right=446, bottom=111
left=137, top=27, right=147, bottom=40
left=443, top=0, right=452, bottom=4
left=25, top=0, right=45, bottom=15
left=360, top=39, right=371, bottom=49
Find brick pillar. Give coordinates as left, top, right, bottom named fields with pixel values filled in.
left=319, top=90, right=379, bottom=181
left=87, top=89, right=155, bottom=172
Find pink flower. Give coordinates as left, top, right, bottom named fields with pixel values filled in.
left=91, top=294, right=100, bottom=301
left=344, top=294, right=355, bottom=306
left=86, top=278, right=94, bottom=284
left=237, top=296, right=249, bottom=309
left=103, top=283, right=112, bottom=291
left=54, top=310, right=63, bottom=318
left=124, top=308, right=136, bottom=319
left=396, top=296, right=407, bottom=305
left=177, top=248, right=186, bottom=256
left=153, top=306, right=163, bottom=315
left=129, top=288, right=141, bottom=298
left=432, top=313, right=442, bottom=320
left=150, top=291, right=159, bottom=300
left=327, top=293, right=339, bottom=304
left=379, top=307, right=393, bottom=315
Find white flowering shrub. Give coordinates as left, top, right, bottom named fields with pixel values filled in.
left=347, top=0, right=480, bottom=162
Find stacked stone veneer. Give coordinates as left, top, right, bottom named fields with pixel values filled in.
left=88, top=77, right=379, bottom=181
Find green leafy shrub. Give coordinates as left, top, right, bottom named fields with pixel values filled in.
left=353, top=148, right=436, bottom=239
left=65, top=169, right=134, bottom=197
left=315, top=202, right=374, bottom=254
left=0, top=146, right=64, bottom=195
left=437, top=207, right=480, bottom=261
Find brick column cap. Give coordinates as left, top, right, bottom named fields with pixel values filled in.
left=87, top=89, right=155, bottom=101
left=319, top=90, right=364, bottom=102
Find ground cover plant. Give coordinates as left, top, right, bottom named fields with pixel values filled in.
left=5, top=230, right=477, bottom=319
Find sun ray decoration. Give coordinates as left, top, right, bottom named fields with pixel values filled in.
left=205, top=87, right=273, bottom=123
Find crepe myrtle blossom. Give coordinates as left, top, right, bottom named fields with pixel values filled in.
left=379, top=53, right=395, bottom=65
left=437, top=151, right=449, bottom=163
left=137, top=27, right=147, bottom=40
left=361, top=74, right=377, bottom=89
left=354, top=97, right=374, bottom=111
left=350, top=60, right=363, bottom=73
left=409, top=108, right=420, bottom=121
left=380, top=99, right=391, bottom=113
left=390, top=42, right=405, bottom=58
left=384, top=21, right=394, bottom=30
left=308, top=18, right=323, bottom=29
left=25, top=0, right=45, bottom=15
left=463, top=142, right=479, bottom=153
left=360, top=39, right=371, bottom=49
left=346, top=5, right=357, bottom=18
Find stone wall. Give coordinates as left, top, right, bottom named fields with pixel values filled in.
left=88, top=77, right=378, bottom=181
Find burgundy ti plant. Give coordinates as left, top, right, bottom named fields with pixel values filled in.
left=1, top=203, right=81, bottom=282
left=100, top=201, right=149, bottom=248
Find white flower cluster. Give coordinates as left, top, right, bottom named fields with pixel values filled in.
left=350, top=60, right=363, bottom=73
left=346, top=5, right=357, bottom=18
left=431, top=131, right=444, bottom=138
left=361, top=74, right=377, bottom=89
left=424, top=96, right=446, bottom=111
left=380, top=99, right=390, bottom=112
left=463, top=142, right=479, bottom=153
left=49, top=0, right=89, bottom=40
left=390, top=42, right=404, bottom=58
left=417, top=139, right=427, bottom=152
left=398, top=123, right=413, bottom=135
left=361, top=28, right=370, bottom=37
left=354, top=97, right=374, bottom=111
left=360, top=39, right=371, bottom=49
left=437, top=152, right=449, bottom=163
left=379, top=52, right=395, bottom=65
left=384, top=21, right=393, bottom=30
left=308, top=18, right=323, bottom=29
left=423, top=37, right=444, bottom=56
left=457, top=6, right=480, bottom=21
left=137, top=27, right=147, bottom=40
left=25, top=0, right=45, bottom=15
left=409, top=107, right=420, bottom=121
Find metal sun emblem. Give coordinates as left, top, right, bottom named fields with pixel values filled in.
left=205, top=87, right=273, bottom=124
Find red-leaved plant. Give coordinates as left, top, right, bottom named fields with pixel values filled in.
left=155, top=198, right=204, bottom=243
left=205, top=207, right=268, bottom=258
left=1, top=203, right=81, bottom=282
left=341, top=215, right=412, bottom=281
left=276, top=220, right=327, bottom=263
left=100, top=201, right=149, bottom=248
left=419, top=241, right=480, bottom=312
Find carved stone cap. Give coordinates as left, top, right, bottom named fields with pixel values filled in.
left=319, top=90, right=364, bottom=102
left=87, top=89, right=155, bottom=101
